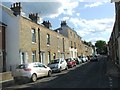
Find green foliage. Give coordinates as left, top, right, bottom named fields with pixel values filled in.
left=95, top=40, right=107, bottom=54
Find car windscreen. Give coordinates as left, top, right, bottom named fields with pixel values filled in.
left=50, top=59, right=59, bottom=64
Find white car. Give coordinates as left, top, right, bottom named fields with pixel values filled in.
left=12, top=62, right=52, bottom=82
left=47, top=58, right=68, bottom=72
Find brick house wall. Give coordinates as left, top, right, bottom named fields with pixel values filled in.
left=19, top=16, right=69, bottom=65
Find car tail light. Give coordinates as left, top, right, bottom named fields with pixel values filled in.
left=24, top=68, right=31, bottom=71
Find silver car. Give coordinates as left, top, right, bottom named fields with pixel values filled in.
left=47, top=58, right=68, bottom=72
left=12, top=62, right=52, bottom=82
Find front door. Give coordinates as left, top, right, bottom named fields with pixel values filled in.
left=41, top=52, right=45, bottom=64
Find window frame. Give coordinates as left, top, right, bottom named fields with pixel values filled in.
left=31, top=28, right=36, bottom=43
left=46, top=33, right=50, bottom=45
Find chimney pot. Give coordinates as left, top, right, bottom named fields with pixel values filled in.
left=42, top=20, right=52, bottom=29
left=13, top=3, right=15, bottom=7
left=61, top=20, right=67, bottom=27
left=29, top=13, right=39, bottom=23
left=19, top=2, right=21, bottom=7
left=10, top=2, right=22, bottom=16
left=16, top=2, right=18, bottom=6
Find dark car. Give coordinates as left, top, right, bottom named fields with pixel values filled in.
left=65, top=58, right=76, bottom=68
left=90, top=55, right=98, bottom=61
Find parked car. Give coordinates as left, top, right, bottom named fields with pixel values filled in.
left=79, top=56, right=88, bottom=63
left=74, top=57, right=82, bottom=65
left=90, top=55, right=98, bottom=62
left=47, top=58, right=68, bottom=72
left=65, top=58, right=76, bottom=68
left=12, top=62, right=52, bottom=82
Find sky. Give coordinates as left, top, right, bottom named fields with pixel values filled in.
left=1, top=0, right=116, bottom=45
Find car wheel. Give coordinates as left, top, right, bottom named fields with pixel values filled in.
left=72, top=64, right=74, bottom=67
left=59, top=67, right=62, bottom=72
left=14, top=77, right=18, bottom=83
left=48, top=71, right=52, bottom=77
left=65, top=66, right=68, bottom=70
left=31, top=73, right=37, bottom=82
left=75, top=63, right=77, bottom=66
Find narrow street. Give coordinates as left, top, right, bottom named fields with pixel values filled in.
left=3, top=55, right=119, bottom=89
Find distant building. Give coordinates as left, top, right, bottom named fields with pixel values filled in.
left=55, top=21, right=93, bottom=57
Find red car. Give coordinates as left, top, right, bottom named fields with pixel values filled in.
left=65, top=58, right=76, bottom=68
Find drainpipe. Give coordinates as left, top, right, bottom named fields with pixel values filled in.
left=38, top=28, right=41, bottom=62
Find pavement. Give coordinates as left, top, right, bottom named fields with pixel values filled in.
left=106, top=59, right=120, bottom=78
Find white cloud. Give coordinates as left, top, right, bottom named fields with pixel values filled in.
left=76, top=13, right=80, bottom=16
left=62, top=1, right=79, bottom=16
left=59, top=17, right=70, bottom=21
left=79, top=0, right=111, bottom=2
left=84, top=0, right=110, bottom=8
left=84, top=2, right=103, bottom=8
left=3, top=1, right=79, bottom=18
left=48, top=1, right=79, bottom=18
left=69, top=17, right=115, bottom=42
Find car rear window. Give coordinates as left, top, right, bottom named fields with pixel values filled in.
left=50, top=59, right=59, bottom=64
left=65, top=59, right=71, bottom=62
left=16, top=64, right=27, bottom=69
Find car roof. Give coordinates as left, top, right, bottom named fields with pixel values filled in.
left=18, top=62, right=44, bottom=66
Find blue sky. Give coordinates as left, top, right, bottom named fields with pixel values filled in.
left=1, top=0, right=115, bottom=45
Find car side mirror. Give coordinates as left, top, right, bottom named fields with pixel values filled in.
left=44, top=65, right=47, bottom=68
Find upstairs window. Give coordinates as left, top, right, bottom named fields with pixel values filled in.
left=74, top=34, right=75, bottom=38
left=70, top=32, right=72, bottom=36
left=74, top=42, right=76, bottom=49
left=32, top=28, right=36, bottom=43
left=47, top=34, right=50, bottom=45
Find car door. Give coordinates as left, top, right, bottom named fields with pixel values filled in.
left=59, top=59, right=63, bottom=70
left=32, top=63, right=42, bottom=78
left=38, top=63, right=48, bottom=76
left=62, top=59, right=66, bottom=70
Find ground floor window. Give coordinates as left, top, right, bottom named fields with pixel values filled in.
left=20, top=51, right=28, bottom=64
left=21, top=52, right=25, bottom=63
left=48, top=51, right=51, bottom=63
left=53, top=53, right=56, bottom=59
left=32, top=51, right=36, bottom=62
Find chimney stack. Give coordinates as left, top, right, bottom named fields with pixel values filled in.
left=10, top=2, right=22, bottom=16
left=61, top=21, right=67, bottom=27
left=42, top=20, right=52, bottom=29
left=29, top=13, right=39, bottom=23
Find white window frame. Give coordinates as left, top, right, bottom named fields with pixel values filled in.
left=32, top=51, right=36, bottom=62
left=32, top=28, right=36, bottom=43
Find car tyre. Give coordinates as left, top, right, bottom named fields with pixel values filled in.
left=31, top=73, right=37, bottom=82
left=59, top=67, right=62, bottom=72
left=48, top=71, right=52, bottom=77
left=65, top=66, right=68, bottom=70
left=14, top=77, right=18, bottom=83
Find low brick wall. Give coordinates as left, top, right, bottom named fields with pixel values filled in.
left=0, top=72, right=13, bottom=83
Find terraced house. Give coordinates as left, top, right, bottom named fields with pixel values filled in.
left=108, top=1, right=120, bottom=68
left=0, top=2, right=93, bottom=72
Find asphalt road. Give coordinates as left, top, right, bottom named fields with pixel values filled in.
left=3, top=56, right=120, bottom=89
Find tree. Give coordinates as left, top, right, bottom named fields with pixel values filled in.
left=95, top=40, right=107, bottom=54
